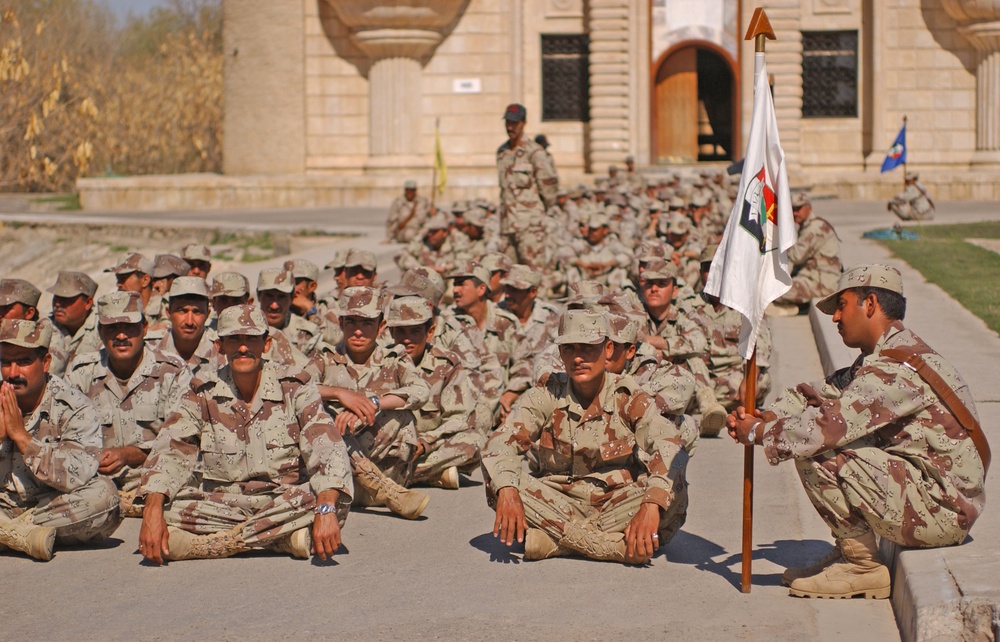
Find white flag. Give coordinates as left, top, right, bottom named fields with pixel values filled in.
left=704, top=52, right=797, bottom=359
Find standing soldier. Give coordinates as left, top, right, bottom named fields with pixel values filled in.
left=496, top=103, right=559, bottom=269
left=770, top=192, right=843, bottom=316
left=387, top=180, right=432, bottom=243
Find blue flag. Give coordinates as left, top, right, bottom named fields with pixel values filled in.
left=881, top=123, right=906, bottom=173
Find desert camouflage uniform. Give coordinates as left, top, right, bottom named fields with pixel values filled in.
left=645, top=303, right=709, bottom=367
left=410, top=344, right=491, bottom=483
left=776, top=214, right=842, bottom=305
left=687, top=299, right=772, bottom=409
left=762, top=322, right=984, bottom=546
left=48, top=312, right=102, bottom=377
left=496, top=137, right=559, bottom=269
left=481, top=372, right=690, bottom=545
left=566, top=234, right=634, bottom=291
left=264, top=329, right=311, bottom=370
left=503, top=299, right=563, bottom=398
left=319, top=344, right=430, bottom=483
left=66, top=346, right=191, bottom=493
left=386, top=194, right=432, bottom=243
left=138, top=363, right=353, bottom=541
left=395, top=233, right=459, bottom=275
left=272, top=313, right=325, bottom=358
left=433, top=311, right=504, bottom=411
left=314, top=291, right=344, bottom=346
left=889, top=183, right=934, bottom=221
left=444, top=301, right=520, bottom=386
left=151, top=327, right=220, bottom=379
left=0, top=375, right=121, bottom=543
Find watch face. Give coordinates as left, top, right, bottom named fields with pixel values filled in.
left=316, top=504, right=334, bottom=515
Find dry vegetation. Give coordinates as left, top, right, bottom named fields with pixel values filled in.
left=0, top=0, right=221, bottom=192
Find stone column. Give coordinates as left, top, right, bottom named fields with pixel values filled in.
left=368, top=57, right=422, bottom=158
left=940, top=1, right=1000, bottom=165
left=588, top=0, right=632, bottom=170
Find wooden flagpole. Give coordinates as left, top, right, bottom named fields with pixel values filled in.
left=901, top=114, right=908, bottom=190
left=741, top=7, right=775, bottom=595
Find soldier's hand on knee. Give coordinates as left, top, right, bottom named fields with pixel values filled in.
left=624, top=503, right=661, bottom=564
left=493, top=486, right=526, bottom=546
left=334, top=411, right=364, bottom=435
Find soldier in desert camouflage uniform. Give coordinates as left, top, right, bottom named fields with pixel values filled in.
left=284, top=259, right=342, bottom=347
left=152, top=277, right=220, bottom=377
left=0, top=279, right=45, bottom=326
left=66, top=291, right=191, bottom=518
left=386, top=296, right=489, bottom=489
left=0, top=319, right=121, bottom=561
left=315, top=287, right=432, bottom=519
left=395, top=213, right=458, bottom=276
left=257, top=268, right=324, bottom=363
left=150, top=254, right=191, bottom=297
left=728, top=264, right=987, bottom=599
left=209, top=271, right=251, bottom=320
left=106, top=252, right=161, bottom=323
left=181, top=243, right=213, bottom=280
left=888, top=172, right=935, bottom=221
left=565, top=208, right=634, bottom=292
left=47, top=271, right=102, bottom=377
left=770, top=192, right=843, bottom=316
left=496, top=103, right=559, bottom=270
left=482, top=310, right=691, bottom=564
left=386, top=179, right=433, bottom=243
left=639, top=259, right=708, bottom=370
left=136, top=305, right=352, bottom=563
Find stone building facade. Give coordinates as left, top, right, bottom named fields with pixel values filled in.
left=78, top=0, right=1000, bottom=210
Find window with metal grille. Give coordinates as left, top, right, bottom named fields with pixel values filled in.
left=541, top=34, right=589, bottom=122
left=801, top=30, right=858, bottom=118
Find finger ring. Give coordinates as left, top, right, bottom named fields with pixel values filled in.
left=652, top=534, right=659, bottom=539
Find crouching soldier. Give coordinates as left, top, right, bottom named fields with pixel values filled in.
left=0, top=320, right=121, bottom=560
left=135, top=305, right=353, bottom=563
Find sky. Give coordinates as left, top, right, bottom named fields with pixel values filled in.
left=96, top=0, right=165, bottom=21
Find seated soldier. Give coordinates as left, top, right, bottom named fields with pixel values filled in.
left=106, top=252, right=159, bottom=322
left=0, top=319, right=121, bottom=560
left=639, top=259, right=708, bottom=369
left=395, top=214, right=457, bottom=276
left=314, top=287, right=431, bottom=519
left=257, top=268, right=324, bottom=359
left=182, top=243, right=213, bottom=280
left=385, top=296, right=491, bottom=489
left=565, top=208, right=633, bottom=291
left=148, top=254, right=191, bottom=331
left=135, top=305, right=352, bottom=563
left=209, top=271, right=252, bottom=323
left=47, top=271, right=102, bottom=377
left=727, top=265, right=987, bottom=599
left=66, top=291, right=190, bottom=518
left=482, top=310, right=691, bottom=564
left=285, top=259, right=341, bottom=346
left=888, top=172, right=934, bottom=221
left=770, top=192, right=842, bottom=316
left=152, top=277, right=219, bottom=377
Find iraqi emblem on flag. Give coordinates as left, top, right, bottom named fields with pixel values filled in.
left=886, top=142, right=903, bottom=161
left=738, top=166, right=777, bottom=253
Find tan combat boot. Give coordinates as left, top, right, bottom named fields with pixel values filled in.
left=427, top=466, right=460, bottom=490
left=0, top=511, right=56, bottom=561
left=696, top=388, right=727, bottom=438
left=781, top=546, right=843, bottom=587
left=352, top=455, right=430, bottom=520
left=523, top=528, right=571, bottom=561
left=557, top=522, right=629, bottom=564
left=788, top=531, right=891, bottom=599
left=269, top=528, right=312, bottom=560
left=118, top=490, right=143, bottom=518
left=164, top=526, right=250, bottom=561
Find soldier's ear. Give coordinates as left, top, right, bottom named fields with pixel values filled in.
left=42, top=349, right=51, bottom=374
left=263, top=335, right=273, bottom=352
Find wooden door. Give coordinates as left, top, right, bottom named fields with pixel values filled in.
left=655, top=48, right=698, bottom=164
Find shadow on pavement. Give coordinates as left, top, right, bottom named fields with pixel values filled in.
left=469, top=532, right=522, bottom=564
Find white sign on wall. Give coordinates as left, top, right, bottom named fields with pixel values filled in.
left=453, top=78, right=482, bottom=94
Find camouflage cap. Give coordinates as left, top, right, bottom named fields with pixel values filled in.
left=181, top=243, right=212, bottom=263
left=283, top=259, right=320, bottom=283
left=606, top=312, right=640, bottom=345
left=0, top=279, right=41, bottom=307
left=817, top=264, right=904, bottom=315
left=586, top=209, right=610, bottom=229
left=387, top=267, right=446, bottom=306
left=625, top=154, right=635, bottom=163
left=565, top=280, right=606, bottom=299
left=554, top=310, right=609, bottom=345
left=105, top=252, right=154, bottom=276
left=594, top=178, right=609, bottom=191
left=404, top=179, right=417, bottom=189
left=642, top=258, right=679, bottom=281
left=344, top=249, right=377, bottom=272
left=449, top=200, right=468, bottom=214
left=211, top=271, right=250, bottom=298
left=480, top=252, right=513, bottom=275
left=647, top=199, right=664, bottom=212
left=339, top=286, right=385, bottom=319
left=256, top=268, right=294, bottom=294
left=500, top=264, right=541, bottom=290
left=700, top=243, right=719, bottom=264
left=667, top=196, right=687, bottom=210
left=663, top=212, right=691, bottom=235
left=568, top=185, right=585, bottom=199
left=97, top=291, right=144, bottom=325
left=152, top=254, right=191, bottom=279
left=0, top=319, right=52, bottom=349
left=448, top=260, right=490, bottom=286
left=690, top=193, right=711, bottom=208
left=324, top=249, right=348, bottom=271
left=217, top=304, right=268, bottom=337
left=169, top=276, right=210, bottom=299
left=463, top=206, right=487, bottom=228
left=385, top=296, right=433, bottom=327
left=905, top=171, right=918, bottom=181
left=637, top=239, right=670, bottom=263
left=47, top=271, right=98, bottom=298
left=424, top=214, right=451, bottom=232
left=791, top=191, right=811, bottom=208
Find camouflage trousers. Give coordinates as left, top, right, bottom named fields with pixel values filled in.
left=501, top=222, right=549, bottom=271
left=0, top=476, right=122, bottom=544
left=411, top=405, right=492, bottom=482
left=487, top=474, right=688, bottom=547
left=164, top=481, right=349, bottom=544
left=775, top=269, right=839, bottom=305
left=694, top=363, right=771, bottom=411
left=796, top=445, right=969, bottom=547
left=889, top=201, right=933, bottom=221
left=347, top=409, right=419, bottom=485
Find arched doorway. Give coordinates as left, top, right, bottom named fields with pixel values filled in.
left=652, top=43, right=737, bottom=165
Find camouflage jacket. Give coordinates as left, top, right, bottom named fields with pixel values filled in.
left=787, top=214, right=842, bottom=294
left=504, top=299, right=564, bottom=395
left=66, top=346, right=191, bottom=457
left=0, top=375, right=101, bottom=506
left=275, top=313, right=325, bottom=358
left=139, top=363, right=353, bottom=499
left=626, top=342, right=696, bottom=417
left=443, top=301, right=520, bottom=381
left=646, top=303, right=709, bottom=363
left=264, top=329, right=311, bottom=370
left=395, top=234, right=458, bottom=275
left=482, top=372, right=689, bottom=511
left=48, top=311, right=102, bottom=377
left=151, top=327, right=221, bottom=379
left=763, top=322, right=984, bottom=529
left=434, top=311, right=504, bottom=409
left=386, top=195, right=432, bottom=244
left=496, top=137, right=559, bottom=230
left=318, top=343, right=430, bottom=412
left=412, top=344, right=478, bottom=446
left=688, top=300, right=771, bottom=373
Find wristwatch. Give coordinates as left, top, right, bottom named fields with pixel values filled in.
left=314, top=503, right=336, bottom=515
left=369, top=395, right=381, bottom=414
left=747, top=421, right=762, bottom=446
